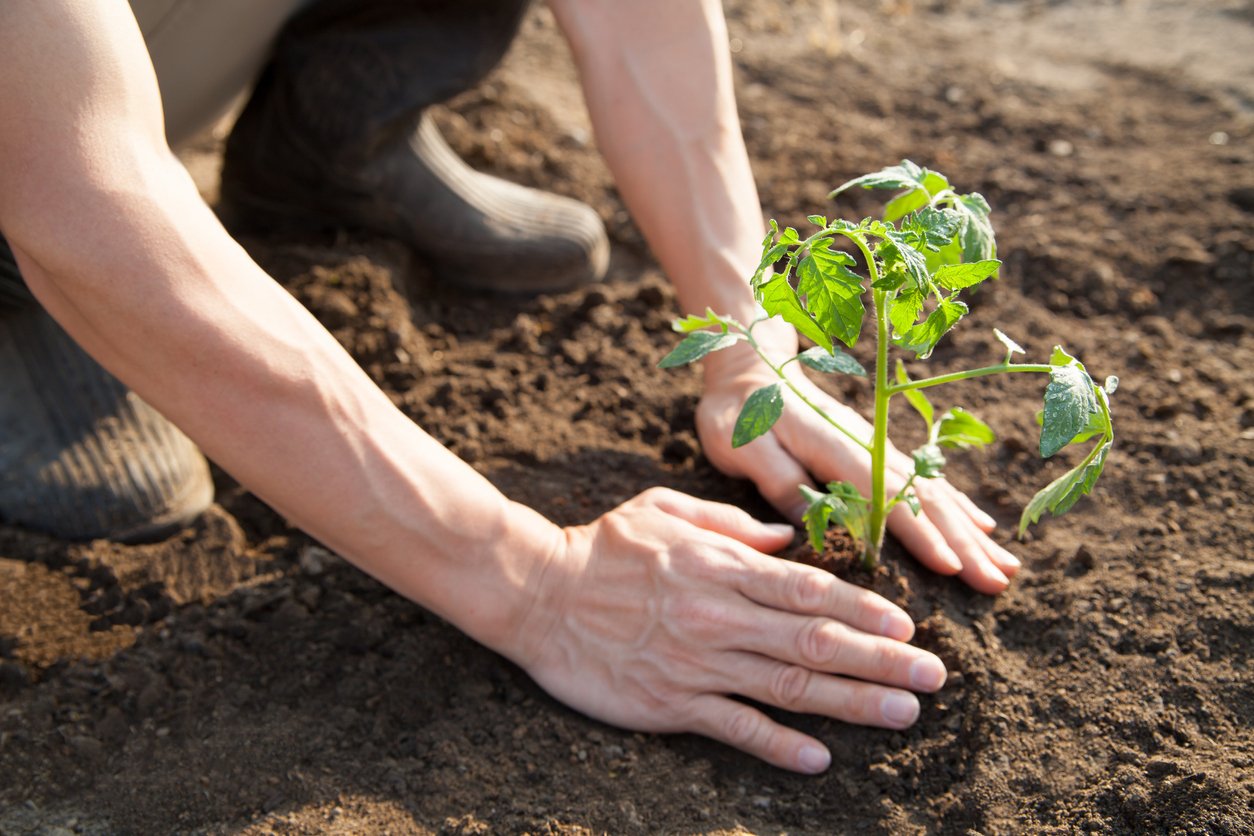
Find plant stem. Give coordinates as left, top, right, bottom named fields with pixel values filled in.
left=741, top=327, right=872, bottom=453
left=867, top=288, right=890, bottom=570
left=887, top=363, right=1054, bottom=395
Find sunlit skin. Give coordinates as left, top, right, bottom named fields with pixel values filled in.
left=0, top=0, right=1016, bottom=773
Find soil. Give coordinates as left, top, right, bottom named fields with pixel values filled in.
left=3, top=1, right=1254, bottom=834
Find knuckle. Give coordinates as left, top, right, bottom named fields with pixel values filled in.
left=798, top=618, right=844, bottom=666
left=787, top=569, right=830, bottom=612
left=769, top=663, right=813, bottom=709
left=721, top=705, right=764, bottom=748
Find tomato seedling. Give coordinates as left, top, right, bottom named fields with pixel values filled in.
left=661, top=161, right=1117, bottom=569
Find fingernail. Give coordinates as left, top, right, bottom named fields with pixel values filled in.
left=975, top=508, right=997, bottom=529
left=988, top=564, right=1010, bottom=586
left=880, top=692, right=920, bottom=727
left=1000, top=550, right=1021, bottom=569
left=880, top=611, right=914, bottom=640
left=765, top=522, right=796, bottom=538
left=797, top=744, right=831, bottom=774
left=909, top=657, right=947, bottom=692
left=939, top=547, right=963, bottom=574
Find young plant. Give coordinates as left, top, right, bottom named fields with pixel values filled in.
left=660, top=161, right=1116, bottom=569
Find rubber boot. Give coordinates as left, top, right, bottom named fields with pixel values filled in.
left=219, top=0, right=609, bottom=294
left=0, top=241, right=214, bottom=543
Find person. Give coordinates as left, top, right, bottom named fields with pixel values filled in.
left=0, top=0, right=1021, bottom=774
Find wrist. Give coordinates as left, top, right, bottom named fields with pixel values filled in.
left=701, top=316, right=798, bottom=384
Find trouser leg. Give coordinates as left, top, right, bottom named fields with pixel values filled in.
left=0, top=237, right=214, bottom=543
left=220, top=0, right=609, bottom=293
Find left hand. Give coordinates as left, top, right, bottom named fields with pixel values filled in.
left=696, top=318, right=1021, bottom=595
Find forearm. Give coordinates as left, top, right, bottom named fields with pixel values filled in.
left=549, top=0, right=764, bottom=325
left=0, top=0, right=560, bottom=657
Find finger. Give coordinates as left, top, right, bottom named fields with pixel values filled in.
left=909, top=486, right=1011, bottom=594
left=708, top=431, right=817, bottom=524
left=643, top=487, right=795, bottom=552
left=686, top=694, right=833, bottom=774
left=731, top=609, right=947, bottom=691
left=943, top=483, right=998, bottom=532
left=734, top=555, right=916, bottom=641
left=718, top=653, right=927, bottom=730
left=885, top=503, right=964, bottom=576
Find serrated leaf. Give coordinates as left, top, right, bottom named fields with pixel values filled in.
left=1105, top=375, right=1120, bottom=395
left=936, top=407, right=996, bottom=449
left=889, top=288, right=926, bottom=335
left=657, top=332, right=742, bottom=368
left=934, top=259, right=1002, bottom=290
left=994, top=328, right=1025, bottom=360
left=800, top=481, right=870, bottom=552
left=884, top=188, right=930, bottom=222
left=796, top=248, right=865, bottom=348
left=809, top=238, right=857, bottom=269
left=895, top=297, right=968, bottom=359
left=912, top=444, right=947, bottom=478
left=756, top=274, right=834, bottom=354
left=878, top=234, right=932, bottom=291
left=830, top=160, right=928, bottom=197
left=779, top=227, right=802, bottom=245
left=906, top=207, right=964, bottom=251
left=752, top=243, right=790, bottom=287
left=1019, top=441, right=1112, bottom=537
left=799, top=346, right=866, bottom=377
left=808, top=214, right=828, bottom=227
left=732, top=382, right=785, bottom=448
left=905, top=493, right=922, bottom=515
left=953, top=192, right=997, bottom=264
left=895, top=359, right=934, bottom=429
left=1040, top=364, right=1099, bottom=457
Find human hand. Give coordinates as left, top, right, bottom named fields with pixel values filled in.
left=696, top=319, right=1020, bottom=595
left=505, top=487, right=947, bottom=774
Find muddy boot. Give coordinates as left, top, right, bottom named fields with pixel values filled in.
left=0, top=244, right=214, bottom=542
left=219, top=0, right=608, bottom=294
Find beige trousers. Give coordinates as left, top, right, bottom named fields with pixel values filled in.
left=130, top=0, right=309, bottom=147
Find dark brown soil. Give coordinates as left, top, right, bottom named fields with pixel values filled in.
left=3, top=1, right=1253, bottom=834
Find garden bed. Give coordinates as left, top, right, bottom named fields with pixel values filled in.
left=2, top=1, right=1252, bottom=834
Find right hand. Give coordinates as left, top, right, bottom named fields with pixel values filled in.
left=505, top=487, right=947, bottom=774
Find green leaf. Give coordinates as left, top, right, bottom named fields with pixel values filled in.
left=800, top=482, right=870, bottom=552
left=953, top=193, right=997, bottom=264
left=1035, top=404, right=1106, bottom=445
left=799, top=346, right=866, bottom=377
left=732, top=382, right=785, bottom=448
left=672, top=312, right=719, bottom=333
left=1018, top=440, right=1112, bottom=537
left=830, top=160, right=928, bottom=196
left=923, top=171, right=950, bottom=197
left=894, top=297, right=968, bottom=359
left=884, top=188, right=929, bottom=222
left=934, top=260, right=1002, bottom=291
left=756, top=274, right=834, bottom=354
left=889, top=288, right=926, bottom=335
left=994, top=328, right=1025, bottom=361
left=878, top=234, right=932, bottom=291
left=912, top=444, right=947, bottom=478
left=895, top=359, right=934, bottom=430
left=752, top=243, right=790, bottom=287
left=779, top=227, right=802, bottom=246
left=1050, top=345, right=1084, bottom=370
left=808, top=214, right=828, bottom=227
left=1105, top=375, right=1120, bottom=395
left=936, top=407, right=996, bottom=449
left=657, top=332, right=742, bottom=368
left=904, top=493, right=922, bottom=516
left=796, top=245, right=866, bottom=348
left=1040, top=364, right=1099, bottom=457
left=905, top=207, right=964, bottom=251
